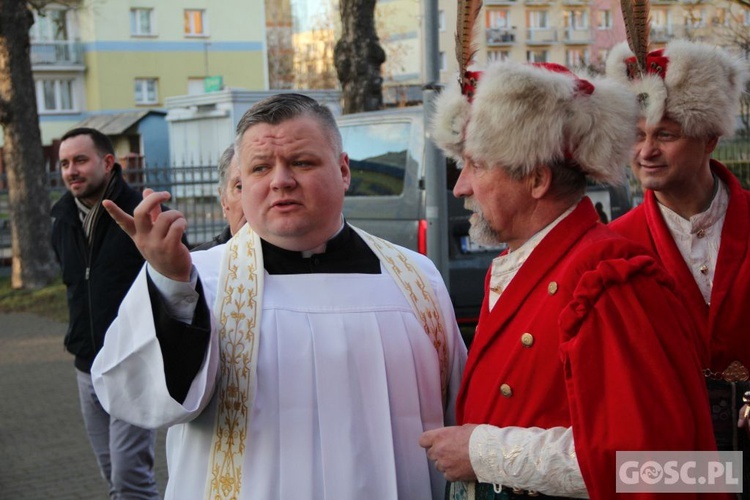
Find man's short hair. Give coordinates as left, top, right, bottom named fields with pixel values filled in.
left=234, top=93, right=342, bottom=156
left=217, top=144, right=236, bottom=196
left=60, top=127, right=116, bottom=158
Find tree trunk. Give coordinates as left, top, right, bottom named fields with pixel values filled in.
left=334, top=0, right=385, bottom=114
left=0, top=0, right=58, bottom=289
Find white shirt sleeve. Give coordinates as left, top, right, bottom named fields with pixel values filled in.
left=469, top=424, right=588, bottom=498
left=146, top=263, right=200, bottom=323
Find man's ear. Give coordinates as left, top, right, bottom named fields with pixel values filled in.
left=529, top=165, right=552, bottom=200
left=103, top=153, right=116, bottom=172
left=340, top=152, right=351, bottom=191
left=705, top=136, right=719, bottom=155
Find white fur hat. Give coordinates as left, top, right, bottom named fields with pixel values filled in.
left=431, top=61, right=639, bottom=185
left=606, top=40, right=748, bottom=138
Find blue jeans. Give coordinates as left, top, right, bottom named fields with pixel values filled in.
left=76, top=369, right=160, bottom=499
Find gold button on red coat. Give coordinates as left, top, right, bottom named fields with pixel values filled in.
left=548, top=281, right=558, bottom=295
left=500, top=384, right=513, bottom=397
left=521, top=333, right=534, bottom=347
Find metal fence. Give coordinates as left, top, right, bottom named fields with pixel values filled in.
left=0, top=163, right=226, bottom=263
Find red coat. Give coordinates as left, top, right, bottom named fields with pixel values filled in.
left=610, top=160, right=750, bottom=375
left=457, top=198, right=719, bottom=499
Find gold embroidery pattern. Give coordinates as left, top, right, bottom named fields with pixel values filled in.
left=205, top=226, right=263, bottom=500
left=355, top=228, right=449, bottom=403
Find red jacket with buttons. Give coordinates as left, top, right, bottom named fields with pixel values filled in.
left=457, top=197, right=718, bottom=499
left=609, top=160, right=750, bottom=376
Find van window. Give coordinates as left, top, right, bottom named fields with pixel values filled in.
left=341, top=122, right=410, bottom=197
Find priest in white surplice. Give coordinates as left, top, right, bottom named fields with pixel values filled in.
left=92, top=93, right=467, bottom=500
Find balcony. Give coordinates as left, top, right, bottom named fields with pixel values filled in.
left=485, top=0, right=517, bottom=4
left=562, top=0, right=590, bottom=4
left=486, top=28, right=517, bottom=46
left=650, top=26, right=676, bottom=42
left=524, top=0, right=554, bottom=5
left=562, top=27, right=592, bottom=44
left=526, top=28, right=558, bottom=44
left=30, top=41, right=84, bottom=67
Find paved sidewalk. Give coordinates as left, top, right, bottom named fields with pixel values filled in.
left=0, top=313, right=168, bottom=499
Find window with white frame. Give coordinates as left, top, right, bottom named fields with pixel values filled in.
left=130, top=8, right=154, bottom=36
left=439, top=10, right=445, bottom=31
left=744, top=9, right=750, bottom=26
left=527, top=10, right=548, bottom=29
left=712, top=8, right=730, bottom=26
left=526, top=49, right=548, bottom=63
left=565, top=10, right=589, bottom=29
left=685, top=8, right=706, bottom=27
left=651, top=8, right=669, bottom=28
left=35, top=78, right=75, bottom=112
left=487, top=50, right=509, bottom=63
left=598, top=9, right=612, bottom=29
left=439, top=51, right=446, bottom=71
left=184, top=9, right=207, bottom=36
left=30, top=8, right=68, bottom=41
left=134, top=78, right=158, bottom=104
left=566, top=48, right=590, bottom=68
left=487, top=9, right=510, bottom=29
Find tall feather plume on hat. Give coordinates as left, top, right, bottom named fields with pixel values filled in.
left=431, top=0, right=482, bottom=160
left=456, top=0, right=483, bottom=98
left=607, top=0, right=668, bottom=127
left=620, top=0, right=650, bottom=79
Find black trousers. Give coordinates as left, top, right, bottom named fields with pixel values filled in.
left=706, top=378, right=750, bottom=500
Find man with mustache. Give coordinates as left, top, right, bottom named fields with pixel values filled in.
left=51, top=127, right=160, bottom=499
left=419, top=61, right=720, bottom=498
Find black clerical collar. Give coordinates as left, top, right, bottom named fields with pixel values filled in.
left=261, top=223, right=381, bottom=275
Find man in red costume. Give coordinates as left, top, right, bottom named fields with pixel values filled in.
left=606, top=40, right=750, bottom=494
left=419, top=60, right=722, bottom=498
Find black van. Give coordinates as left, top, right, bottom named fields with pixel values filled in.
left=338, top=106, right=632, bottom=325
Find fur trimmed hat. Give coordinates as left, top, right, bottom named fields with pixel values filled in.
left=430, top=61, right=639, bottom=185
left=606, top=40, right=748, bottom=138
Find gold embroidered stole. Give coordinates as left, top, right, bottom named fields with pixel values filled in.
left=205, top=224, right=263, bottom=500
left=205, top=224, right=449, bottom=499
left=352, top=226, right=450, bottom=405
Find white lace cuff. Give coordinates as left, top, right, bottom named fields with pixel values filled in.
left=468, top=425, right=588, bottom=498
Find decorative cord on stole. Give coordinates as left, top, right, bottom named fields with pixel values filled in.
left=352, top=226, right=450, bottom=405
left=205, top=224, right=263, bottom=500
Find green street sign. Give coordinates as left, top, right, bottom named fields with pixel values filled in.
left=204, top=76, right=223, bottom=92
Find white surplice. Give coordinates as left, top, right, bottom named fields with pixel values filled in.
left=92, top=243, right=466, bottom=500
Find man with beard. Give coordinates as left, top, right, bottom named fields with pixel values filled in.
left=419, top=61, right=721, bottom=498
left=51, top=127, right=161, bottom=499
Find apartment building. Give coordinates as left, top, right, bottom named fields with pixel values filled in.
left=29, top=0, right=267, bottom=161
left=439, top=0, right=749, bottom=82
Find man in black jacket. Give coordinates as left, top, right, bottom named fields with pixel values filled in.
left=51, top=128, right=160, bottom=499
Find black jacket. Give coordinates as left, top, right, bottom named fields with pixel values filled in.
left=51, top=165, right=145, bottom=372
